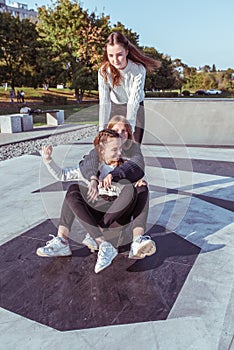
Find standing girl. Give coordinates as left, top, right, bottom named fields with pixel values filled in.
left=98, top=31, right=161, bottom=144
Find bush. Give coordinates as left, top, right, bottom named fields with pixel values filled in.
left=182, top=90, right=190, bottom=96
left=145, top=91, right=179, bottom=98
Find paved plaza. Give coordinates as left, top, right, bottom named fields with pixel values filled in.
left=0, top=124, right=233, bottom=350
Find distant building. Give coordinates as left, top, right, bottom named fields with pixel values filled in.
left=0, top=0, right=38, bottom=21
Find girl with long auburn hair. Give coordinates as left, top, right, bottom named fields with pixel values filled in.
left=99, top=31, right=161, bottom=144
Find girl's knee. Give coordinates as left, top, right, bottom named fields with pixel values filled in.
left=65, top=183, right=81, bottom=199
left=136, top=185, right=149, bottom=195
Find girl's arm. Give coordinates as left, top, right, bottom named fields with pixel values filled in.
left=98, top=70, right=111, bottom=130
left=42, top=145, right=85, bottom=182
left=127, top=65, right=146, bottom=130
left=42, top=145, right=100, bottom=183
left=42, top=146, right=99, bottom=201
left=44, top=160, right=84, bottom=182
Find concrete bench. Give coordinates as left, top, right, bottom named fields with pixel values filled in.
left=0, top=114, right=33, bottom=133
left=21, top=114, right=34, bottom=131
left=0, top=109, right=64, bottom=133
left=45, top=110, right=64, bottom=126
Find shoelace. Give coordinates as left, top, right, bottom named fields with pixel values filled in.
left=45, top=234, right=58, bottom=247
left=84, top=233, right=97, bottom=245
left=136, top=235, right=151, bottom=243
left=98, top=245, right=112, bottom=261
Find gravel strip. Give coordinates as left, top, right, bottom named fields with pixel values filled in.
left=0, top=125, right=98, bottom=161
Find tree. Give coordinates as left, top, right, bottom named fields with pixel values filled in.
left=211, top=64, right=217, bottom=72
left=200, top=65, right=211, bottom=73
left=0, top=12, right=39, bottom=87
left=183, top=67, right=203, bottom=90
left=143, top=49, right=176, bottom=91
left=141, top=47, right=161, bottom=91
left=112, top=22, right=139, bottom=46
left=172, top=58, right=188, bottom=93
left=37, top=0, right=110, bottom=102
left=69, top=63, right=98, bottom=102
left=156, top=56, right=177, bottom=90
left=202, top=73, right=217, bottom=89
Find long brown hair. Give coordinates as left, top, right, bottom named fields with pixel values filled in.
left=107, top=115, right=133, bottom=140
left=100, top=31, right=161, bottom=87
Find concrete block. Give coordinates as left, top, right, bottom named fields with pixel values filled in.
left=46, top=110, right=64, bottom=126
left=0, top=115, right=22, bottom=133
left=20, top=114, right=33, bottom=131
left=57, top=110, right=64, bottom=125
left=143, top=98, right=234, bottom=146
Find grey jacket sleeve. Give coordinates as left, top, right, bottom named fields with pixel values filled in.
left=44, top=148, right=100, bottom=182
left=44, top=159, right=85, bottom=182
left=79, top=148, right=100, bottom=180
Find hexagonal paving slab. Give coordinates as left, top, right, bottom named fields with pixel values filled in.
left=0, top=220, right=200, bottom=331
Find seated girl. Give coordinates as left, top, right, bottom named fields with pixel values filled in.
left=37, top=118, right=156, bottom=273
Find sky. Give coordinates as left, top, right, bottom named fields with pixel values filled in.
left=22, top=0, right=234, bottom=70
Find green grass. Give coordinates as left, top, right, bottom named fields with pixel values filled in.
left=0, top=87, right=99, bottom=125
left=0, top=86, right=99, bottom=100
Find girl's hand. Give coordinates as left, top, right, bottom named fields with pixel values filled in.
left=102, top=173, right=113, bottom=189
left=135, top=179, right=147, bottom=187
left=87, top=179, right=99, bottom=203
left=41, top=145, right=53, bottom=162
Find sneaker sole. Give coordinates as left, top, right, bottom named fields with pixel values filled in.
left=129, top=241, right=156, bottom=260
left=95, top=250, right=118, bottom=273
left=36, top=248, right=72, bottom=257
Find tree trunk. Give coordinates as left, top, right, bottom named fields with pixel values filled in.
left=75, top=88, right=84, bottom=103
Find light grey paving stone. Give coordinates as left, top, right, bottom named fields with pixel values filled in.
left=0, top=308, right=215, bottom=350
left=217, top=282, right=234, bottom=350
left=151, top=317, right=214, bottom=350
left=168, top=245, right=234, bottom=350
left=0, top=145, right=92, bottom=245
left=148, top=195, right=234, bottom=248
left=230, top=339, right=234, bottom=350
left=0, top=308, right=157, bottom=350
left=142, top=145, right=234, bottom=162
left=0, top=156, right=48, bottom=244
left=218, top=329, right=234, bottom=350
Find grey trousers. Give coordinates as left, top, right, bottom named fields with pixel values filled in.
left=110, top=101, right=145, bottom=144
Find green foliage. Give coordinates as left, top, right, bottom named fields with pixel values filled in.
left=112, top=22, right=139, bottom=46
left=145, top=91, right=179, bottom=98
left=142, top=47, right=177, bottom=91
left=0, top=12, right=39, bottom=87
left=36, top=0, right=109, bottom=101
left=152, top=57, right=176, bottom=91
left=182, top=90, right=190, bottom=96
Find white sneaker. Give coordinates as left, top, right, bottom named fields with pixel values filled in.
left=36, top=235, right=72, bottom=257
left=128, top=235, right=156, bottom=259
left=94, top=242, right=118, bottom=273
left=82, top=233, right=98, bottom=253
